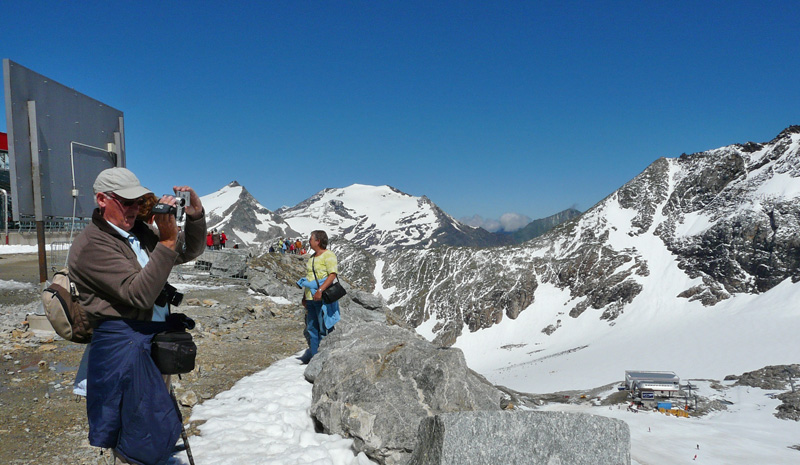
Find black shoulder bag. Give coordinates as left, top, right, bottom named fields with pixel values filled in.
left=151, top=313, right=197, bottom=375
left=312, top=256, right=347, bottom=304
left=152, top=331, right=196, bottom=375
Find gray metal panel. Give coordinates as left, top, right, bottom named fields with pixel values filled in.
left=3, top=59, right=124, bottom=220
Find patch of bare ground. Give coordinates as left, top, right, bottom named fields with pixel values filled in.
left=0, top=260, right=307, bottom=464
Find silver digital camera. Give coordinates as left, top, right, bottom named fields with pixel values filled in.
left=174, top=191, right=191, bottom=221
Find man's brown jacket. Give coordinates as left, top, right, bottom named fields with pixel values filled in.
left=68, top=208, right=206, bottom=323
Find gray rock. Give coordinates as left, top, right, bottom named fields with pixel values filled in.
left=408, top=410, right=630, bottom=465
left=340, top=302, right=387, bottom=324
left=246, top=270, right=275, bottom=290
left=349, top=288, right=385, bottom=310
left=248, top=270, right=298, bottom=299
left=178, top=390, right=199, bottom=407
left=208, top=250, right=250, bottom=278
left=307, top=320, right=503, bottom=465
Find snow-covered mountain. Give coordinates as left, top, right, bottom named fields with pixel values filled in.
left=371, top=126, right=800, bottom=393
left=200, top=181, right=299, bottom=247
left=276, top=184, right=503, bottom=253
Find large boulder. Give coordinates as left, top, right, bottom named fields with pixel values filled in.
left=207, top=250, right=250, bottom=278
left=336, top=287, right=389, bottom=324
left=408, top=410, right=630, bottom=465
left=248, top=270, right=298, bottom=299
left=306, top=320, right=503, bottom=465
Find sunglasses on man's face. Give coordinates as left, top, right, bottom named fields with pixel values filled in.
left=107, top=193, right=145, bottom=207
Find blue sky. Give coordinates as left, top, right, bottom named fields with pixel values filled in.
left=2, top=1, right=798, bottom=228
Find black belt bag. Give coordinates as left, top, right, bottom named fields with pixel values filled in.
left=151, top=330, right=197, bottom=375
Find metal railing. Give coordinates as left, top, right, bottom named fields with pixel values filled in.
left=49, top=241, right=72, bottom=271
left=16, top=216, right=90, bottom=233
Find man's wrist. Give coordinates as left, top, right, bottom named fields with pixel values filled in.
left=159, top=239, right=177, bottom=250
left=187, top=208, right=204, bottom=221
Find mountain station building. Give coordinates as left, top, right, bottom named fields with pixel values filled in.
left=624, top=370, right=681, bottom=404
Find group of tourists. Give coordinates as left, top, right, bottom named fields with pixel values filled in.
left=205, top=229, right=227, bottom=249
left=65, top=166, right=342, bottom=464
left=270, top=237, right=306, bottom=254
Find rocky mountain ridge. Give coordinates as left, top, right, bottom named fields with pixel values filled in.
left=506, top=208, right=582, bottom=243
left=202, top=182, right=573, bottom=254
left=276, top=184, right=506, bottom=253
left=374, top=126, right=800, bottom=345
left=198, top=127, right=800, bottom=352
left=201, top=181, right=299, bottom=247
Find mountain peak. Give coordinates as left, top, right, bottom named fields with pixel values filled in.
left=776, top=125, right=800, bottom=140
left=200, top=183, right=298, bottom=247
left=278, top=184, right=502, bottom=253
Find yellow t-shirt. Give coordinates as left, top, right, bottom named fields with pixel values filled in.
left=305, top=250, right=338, bottom=300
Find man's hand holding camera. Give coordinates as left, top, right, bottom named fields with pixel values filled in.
left=174, top=185, right=203, bottom=220
left=153, top=186, right=203, bottom=251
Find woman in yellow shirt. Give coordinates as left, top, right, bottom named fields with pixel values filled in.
left=300, top=230, right=339, bottom=362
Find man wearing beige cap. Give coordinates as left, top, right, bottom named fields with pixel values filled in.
left=68, top=167, right=206, bottom=464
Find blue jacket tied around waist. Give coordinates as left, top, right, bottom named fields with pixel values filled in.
left=296, top=277, right=341, bottom=329
left=88, top=319, right=181, bottom=465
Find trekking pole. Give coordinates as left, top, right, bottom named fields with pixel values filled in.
left=170, top=385, right=196, bottom=465
left=180, top=421, right=196, bottom=465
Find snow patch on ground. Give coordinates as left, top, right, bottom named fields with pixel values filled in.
left=0, top=279, right=37, bottom=291
left=178, top=354, right=376, bottom=465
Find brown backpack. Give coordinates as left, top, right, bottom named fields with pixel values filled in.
left=41, top=268, right=93, bottom=343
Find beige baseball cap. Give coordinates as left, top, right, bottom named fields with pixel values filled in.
left=93, top=168, right=153, bottom=199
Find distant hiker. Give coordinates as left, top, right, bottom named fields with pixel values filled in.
left=269, top=245, right=275, bottom=253
left=206, top=231, right=213, bottom=249
left=68, top=168, right=206, bottom=464
left=220, top=231, right=227, bottom=248
left=233, top=242, right=239, bottom=249
left=212, top=229, right=221, bottom=250
left=295, top=239, right=302, bottom=253
left=297, top=230, right=340, bottom=363
left=281, top=239, right=287, bottom=254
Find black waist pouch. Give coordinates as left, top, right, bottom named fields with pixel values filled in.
left=151, top=330, right=197, bottom=375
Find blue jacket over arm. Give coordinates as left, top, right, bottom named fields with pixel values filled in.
left=88, top=319, right=181, bottom=465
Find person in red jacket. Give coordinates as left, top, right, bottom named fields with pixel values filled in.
left=220, top=231, right=227, bottom=248
left=206, top=231, right=213, bottom=249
